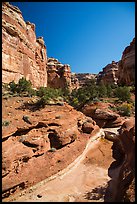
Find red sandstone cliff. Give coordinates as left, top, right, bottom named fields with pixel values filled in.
left=47, top=57, right=72, bottom=91
left=2, top=2, right=135, bottom=89
left=104, top=117, right=135, bottom=202
left=2, top=2, right=47, bottom=88
left=97, top=61, right=119, bottom=85
left=97, top=38, right=135, bottom=86
left=118, top=38, right=135, bottom=85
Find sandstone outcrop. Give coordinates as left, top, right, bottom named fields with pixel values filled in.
left=81, top=102, right=124, bottom=128
left=47, top=57, right=72, bottom=91
left=2, top=2, right=47, bottom=88
left=97, top=61, right=119, bottom=85
left=97, top=38, right=135, bottom=86
left=118, top=38, right=135, bottom=85
left=104, top=117, right=135, bottom=202
left=2, top=96, right=99, bottom=199
left=71, top=73, right=97, bottom=89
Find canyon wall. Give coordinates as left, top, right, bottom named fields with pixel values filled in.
left=97, top=61, right=119, bottom=85
left=104, top=117, right=135, bottom=202
left=97, top=38, right=135, bottom=86
left=2, top=2, right=47, bottom=88
left=46, top=57, right=72, bottom=91
left=118, top=38, right=135, bottom=85
left=71, top=73, right=97, bottom=89
left=2, top=2, right=135, bottom=89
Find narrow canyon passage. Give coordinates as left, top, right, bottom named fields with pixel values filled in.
left=5, top=128, right=118, bottom=202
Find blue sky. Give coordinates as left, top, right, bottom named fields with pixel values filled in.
left=10, top=2, right=135, bottom=74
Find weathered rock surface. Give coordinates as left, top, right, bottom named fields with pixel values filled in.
left=2, top=96, right=99, bottom=199
left=81, top=102, right=124, bottom=128
left=97, top=61, right=119, bottom=85
left=118, top=38, right=135, bottom=85
left=47, top=57, right=72, bottom=91
left=71, top=73, right=97, bottom=89
left=2, top=2, right=47, bottom=88
left=104, top=117, right=135, bottom=202
left=97, top=38, right=135, bottom=86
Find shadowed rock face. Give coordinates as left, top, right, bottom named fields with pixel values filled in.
left=2, top=2, right=47, bottom=88
left=104, top=117, right=135, bottom=202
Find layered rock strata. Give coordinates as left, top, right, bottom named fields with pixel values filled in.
left=71, top=73, right=97, bottom=89
left=104, top=117, right=135, bottom=202
left=2, top=96, right=100, bottom=199
left=81, top=102, right=124, bottom=128
left=97, top=61, right=119, bottom=85
left=97, top=38, right=135, bottom=86
left=2, top=2, right=47, bottom=88
left=118, top=38, right=135, bottom=85
left=46, top=57, right=72, bottom=91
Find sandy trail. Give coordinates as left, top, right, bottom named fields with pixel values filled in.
left=5, top=128, right=118, bottom=202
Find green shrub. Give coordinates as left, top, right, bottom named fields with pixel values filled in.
left=37, top=87, right=63, bottom=98
left=36, top=87, right=63, bottom=108
left=117, top=103, right=132, bottom=116
left=9, top=77, right=36, bottom=96
left=114, top=86, right=131, bottom=102
left=36, top=95, right=50, bottom=108
left=17, top=77, right=32, bottom=93
left=2, top=120, right=10, bottom=126
left=9, top=81, right=17, bottom=93
left=97, top=84, right=107, bottom=98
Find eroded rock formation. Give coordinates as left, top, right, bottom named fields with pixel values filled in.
left=104, top=117, right=135, bottom=202
left=71, top=73, right=97, bottom=89
left=118, top=38, right=135, bottom=85
left=2, top=96, right=100, bottom=199
left=2, top=2, right=47, bottom=88
left=81, top=102, right=124, bottom=128
left=97, top=61, right=119, bottom=85
left=97, top=38, right=135, bottom=86
left=47, top=57, right=72, bottom=91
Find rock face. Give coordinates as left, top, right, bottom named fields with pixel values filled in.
left=47, top=57, right=72, bottom=91
left=104, top=117, right=135, bottom=202
left=118, top=38, right=135, bottom=85
left=2, top=2, right=47, bottom=88
left=97, top=61, right=119, bottom=85
left=71, top=73, right=97, bottom=89
left=97, top=38, right=135, bottom=86
left=2, top=96, right=100, bottom=199
left=81, top=102, right=124, bottom=128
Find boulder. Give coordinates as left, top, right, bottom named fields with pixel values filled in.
left=104, top=117, right=135, bottom=202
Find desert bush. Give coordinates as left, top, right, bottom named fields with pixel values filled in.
left=9, top=77, right=36, bottom=96
left=97, top=84, right=107, bottom=98
left=37, top=87, right=63, bottom=98
left=36, top=87, right=63, bottom=108
left=117, top=103, right=132, bottom=116
left=9, top=81, right=17, bottom=93
left=2, top=120, right=10, bottom=126
left=17, top=77, right=32, bottom=93
left=114, top=86, right=131, bottom=102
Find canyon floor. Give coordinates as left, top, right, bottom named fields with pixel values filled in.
left=3, top=128, right=118, bottom=202
left=1, top=95, right=124, bottom=202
